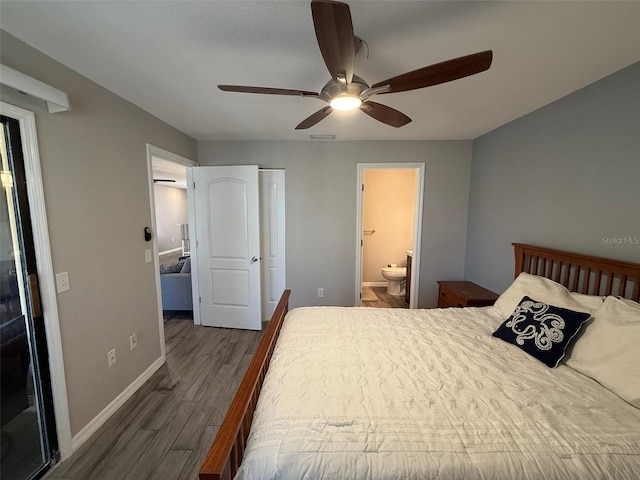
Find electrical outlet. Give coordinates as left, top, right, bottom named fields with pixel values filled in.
left=107, top=348, right=116, bottom=367
left=144, top=249, right=152, bottom=264
left=129, top=332, right=138, bottom=351
left=317, top=288, right=324, bottom=298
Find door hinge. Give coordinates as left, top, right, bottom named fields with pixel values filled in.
left=193, top=181, right=196, bottom=189
left=361, top=183, right=364, bottom=191
left=199, top=296, right=202, bottom=304
left=361, top=239, right=363, bottom=247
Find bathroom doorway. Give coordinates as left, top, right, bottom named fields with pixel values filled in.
left=355, top=163, right=424, bottom=308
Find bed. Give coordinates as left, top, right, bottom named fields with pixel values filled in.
left=199, top=243, right=640, bottom=479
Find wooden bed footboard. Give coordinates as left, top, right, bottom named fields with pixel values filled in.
left=199, top=289, right=291, bottom=480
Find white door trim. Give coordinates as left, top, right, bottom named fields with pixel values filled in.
left=145, top=144, right=198, bottom=336
left=355, top=163, right=425, bottom=308
left=0, top=101, right=73, bottom=459
left=185, top=167, right=200, bottom=325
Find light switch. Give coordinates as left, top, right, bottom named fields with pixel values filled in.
left=56, top=271, right=70, bottom=293
left=145, top=249, right=152, bottom=264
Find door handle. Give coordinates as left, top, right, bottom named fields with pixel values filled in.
left=250, top=256, right=259, bottom=264
left=28, top=274, right=42, bottom=318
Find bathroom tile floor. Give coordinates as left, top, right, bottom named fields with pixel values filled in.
left=361, top=287, right=408, bottom=309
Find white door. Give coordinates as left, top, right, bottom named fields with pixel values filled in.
left=190, top=165, right=262, bottom=330
left=259, top=170, right=286, bottom=320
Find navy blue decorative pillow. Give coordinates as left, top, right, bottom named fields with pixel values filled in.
left=492, top=296, right=591, bottom=368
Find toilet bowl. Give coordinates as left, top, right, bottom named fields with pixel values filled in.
left=381, top=267, right=406, bottom=296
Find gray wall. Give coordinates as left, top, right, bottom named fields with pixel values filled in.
left=198, top=140, right=472, bottom=309
left=1, top=31, right=197, bottom=436
left=154, top=185, right=188, bottom=254
left=465, top=62, right=640, bottom=294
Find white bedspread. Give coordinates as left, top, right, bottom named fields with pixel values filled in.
left=236, top=306, right=640, bottom=479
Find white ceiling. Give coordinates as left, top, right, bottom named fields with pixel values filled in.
left=1, top=1, right=639, bottom=141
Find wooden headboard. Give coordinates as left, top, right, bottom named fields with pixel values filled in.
left=513, top=243, right=640, bottom=302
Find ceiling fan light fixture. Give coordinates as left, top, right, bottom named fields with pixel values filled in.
left=330, top=95, right=361, bottom=111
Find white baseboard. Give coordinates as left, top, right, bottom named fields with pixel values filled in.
left=159, top=247, right=182, bottom=256
left=362, top=281, right=387, bottom=287
left=71, top=356, right=165, bottom=451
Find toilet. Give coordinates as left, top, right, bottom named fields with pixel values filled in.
left=381, top=267, right=407, bottom=296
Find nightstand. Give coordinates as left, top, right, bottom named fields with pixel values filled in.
left=437, top=281, right=499, bottom=308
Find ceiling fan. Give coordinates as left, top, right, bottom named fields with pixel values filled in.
left=218, top=0, right=492, bottom=130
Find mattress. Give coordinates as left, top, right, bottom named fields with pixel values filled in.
left=236, top=306, right=640, bottom=479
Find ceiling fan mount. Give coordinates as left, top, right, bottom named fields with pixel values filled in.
left=318, top=75, right=378, bottom=106
left=218, top=0, right=492, bottom=130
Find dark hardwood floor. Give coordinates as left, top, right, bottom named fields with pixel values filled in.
left=45, top=315, right=263, bottom=480
left=361, top=286, right=408, bottom=308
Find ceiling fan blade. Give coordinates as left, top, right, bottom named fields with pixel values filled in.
left=311, top=0, right=355, bottom=84
left=218, top=85, right=320, bottom=97
left=371, top=50, right=493, bottom=94
left=295, top=106, right=334, bottom=130
left=360, top=101, right=412, bottom=128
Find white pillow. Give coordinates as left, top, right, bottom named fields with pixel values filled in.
left=494, top=272, right=604, bottom=319
left=566, top=296, right=640, bottom=408
left=618, top=297, right=640, bottom=311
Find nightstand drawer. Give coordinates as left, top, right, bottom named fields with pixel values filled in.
left=437, top=281, right=498, bottom=308
left=438, top=287, right=465, bottom=308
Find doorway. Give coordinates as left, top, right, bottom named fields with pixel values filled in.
left=145, top=145, right=198, bottom=355
left=1, top=115, right=58, bottom=479
left=355, top=163, right=425, bottom=308
left=146, top=154, right=287, bottom=330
